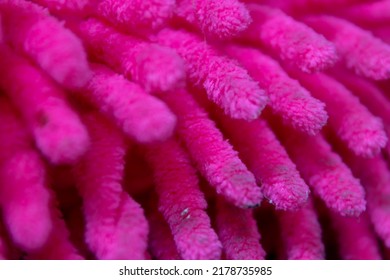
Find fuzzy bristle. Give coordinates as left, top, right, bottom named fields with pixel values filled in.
left=1, top=0, right=390, bottom=261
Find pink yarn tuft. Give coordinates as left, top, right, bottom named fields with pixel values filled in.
left=0, top=97, right=52, bottom=251
left=1, top=0, right=390, bottom=261
left=242, top=4, right=338, bottom=73
left=27, top=202, right=84, bottom=260
left=30, top=0, right=92, bottom=16
left=277, top=199, right=325, bottom=260
left=215, top=198, right=266, bottom=260
left=278, top=129, right=366, bottom=216
left=158, top=89, right=263, bottom=208
left=337, top=0, right=390, bottom=28
left=75, top=114, right=148, bottom=260
left=257, top=0, right=373, bottom=14
left=176, top=0, right=252, bottom=39
left=330, top=212, right=381, bottom=260
left=290, top=70, right=387, bottom=158
left=77, top=18, right=186, bottom=93
left=330, top=69, right=390, bottom=158
left=146, top=202, right=182, bottom=260
left=225, top=45, right=328, bottom=135
left=96, top=0, right=175, bottom=35
left=0, top=0, right=91, bottom=89
left=217, top=115, right=309, bottom=210
left=0, top=44, right=90, bottom=164
left=156, top=28, right=268, bottom=120
left=84, top=64, right=176, bottom=143
left=305, top=15, right=390, bottom=80
left=145, top=138, right=222, bottom=260
left=340, top=149, right=390, bottom=248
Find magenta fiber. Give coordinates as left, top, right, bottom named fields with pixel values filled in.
left=277, top=199, right=325, bottom=260
left=0, top=0, right=91, bottom=89
left=0, top=44, right=90, bottom=164
left=279, top=130, right=366, bottom=216
left=77, top=18, right=186, bottom=93
left=242, top=4, right=338, bottom=73
left=158, top=89, right=263, bottom=208
left=96, top=0, right=175, bottom=35
left=216, top=115, right=309, bottom=211
left=338, top=0, right=390, bottom=27
left=74, top=114, right=148, bottom=260
left=30, top=0, right=92, bottom=16
left=330, top=68, right=390, bottom=157
left=289, top=70, right=387, bottom=157
left=145, top=138, right=222, bottom=260
left=175, top=0, right=252, bottom=39
left=330, top=212, right=381, bottom=260
left=156, top=28, right=268, bottom=120
left=146, top=202, right=182, bottom=260
left=1, top=0, right=390, bottom=260
left=251, top=0, right=373, bottom=14
left=340, top=149, right=390, bottom=248
left=26, top=200, right=84, bottom=260
left=215, top=198, right=266, bottom=260
left=83, top=64, right=177, bottom=143
left=305, top=15, right=390, bottom=80
left=0, top=97, right=52, bottom=251
left=224, top=44, right=328, bottom=135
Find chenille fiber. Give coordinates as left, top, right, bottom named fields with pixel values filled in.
left=0, top=0, right=390, bottom=260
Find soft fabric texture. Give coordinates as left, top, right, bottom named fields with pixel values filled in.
left=0, top=0, right=390, bottom=260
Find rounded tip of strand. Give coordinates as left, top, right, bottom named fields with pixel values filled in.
left=129, top=99, right=177, bottom=143
left=136, top=45, right=186, bottom=92
left=34, top=109, right=90, bottom=165
left=344, top=122, right=388, bottom=157
left=227, top=90, right=268, bottom=121
left=297, top=41, right=339, bottom=73
left=196, top=0, right=252, bottom=39
left=265, top=182, right=310, bottom=211
left=0, top=152, right=52, bottom=251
